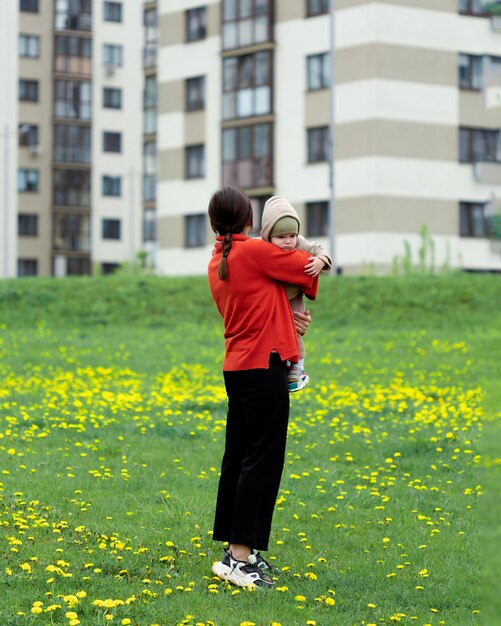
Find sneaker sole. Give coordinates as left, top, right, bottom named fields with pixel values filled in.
left=288, top=374, right=309, bottom=393
left=212, top=561, right=273, bottom=588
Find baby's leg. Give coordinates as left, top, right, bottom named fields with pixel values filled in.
left=289, top=294, right=305, bottom=361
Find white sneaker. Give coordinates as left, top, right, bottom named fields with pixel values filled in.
left=212, top=550, right=274, bottom=588
left=288, top=366, right=309, bottom=393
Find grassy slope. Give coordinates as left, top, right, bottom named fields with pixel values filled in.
left=0, top=273, right=500, bottom=625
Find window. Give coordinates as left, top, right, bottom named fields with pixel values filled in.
left=460, top=201, right=492, bottom=237
left=248, top=196, right=267, bottom=236
left=143, top=208, right=156, bottom=242
left=185, top=214, right=206, bottom=247
left=459, top=127, right=501, bottom=162
left=458, top=0, right=489, bottom=16
left=144, top=76, right=157, bottom=107
left=104, top=1, right=122, bottom=22
left=186, top=76, right=206, bottom=111
left=103, top=87, right=122, bottom=109
left=18, top=214, right=38, bottom=236
left=66, top=257, right=91, bottom=275
left=307, top=0, right=329, bottom=16
left=307, top=53, right=330, bottom=90
left=102, top=218, right=121, bottom=240
left=54, top=169, right=91, bottom=206
left=103, top=132, right=122, bottom=153
left=19, top=80, right=39, bottom=102
left=55, top=36, right=92, bottom=74
left=19, top=124, right=38, bottom=147
left=102, top=175, right=121, bottom=197
left=102, top=262, right=120, bottom=274
left=103, top=44, right=123, bottom=67
left=186, top=145, right=205, bottom=179
left=54, top=124, right=91, bottom=163
left=143, top=174, right=156, bottom=201
left=223, top=52, right=272, bottom=120
left=144, top=141, right=156, bottom=174
left=222, top=0, right=272, bottom=50
left=54, top=80, right=92, bottom=119
left=144, top=7, right=158, bottom=43
left=18, top=259, right=38, bottom=276
left=18, top=169, right=39, bottom=192
left=54, top=213, right=91, bottom=251
left=19, top=34, right=40, bottom=58
left=222, top=123, right=273, bottom=188
left=54, top=0, right=92, bottom=31
left=144, top=108, right=157, bottom=134
left=186, top=7, right=207, bottom=42
left=307, top=201, right=328, bottom=237
left=307, top=126, right=329, bottom=163
left=458, top=53, right=483, bottom=90
left=20, top=0, right=39, bottom=12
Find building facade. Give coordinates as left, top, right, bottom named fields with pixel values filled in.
left=4, top=0, right=143, bottom=278
left=156, top=0, right=501, bottom=275
left=2, top=0, right=501, bottom=278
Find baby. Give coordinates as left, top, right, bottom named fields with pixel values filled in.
left=261, top=196, right=332, bottom=392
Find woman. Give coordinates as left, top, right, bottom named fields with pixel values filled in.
left=208, top=187, right=319, bottom=588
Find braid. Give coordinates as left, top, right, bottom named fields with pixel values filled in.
left=218, top=233, right=232, bottom=280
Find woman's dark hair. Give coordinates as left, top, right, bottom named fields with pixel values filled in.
left=208, top=187, right=253, bottom=280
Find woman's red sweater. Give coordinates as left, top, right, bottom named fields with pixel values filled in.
left=208, top=234, right=319, bottom=371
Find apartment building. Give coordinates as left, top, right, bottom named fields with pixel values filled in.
left=1, top=0, right=143, bottom=278
left=157, top=0, right=501, bottom=275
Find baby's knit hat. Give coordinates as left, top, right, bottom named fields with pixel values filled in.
left=270, top=216, right=299, bottom=238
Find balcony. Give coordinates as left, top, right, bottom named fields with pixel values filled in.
left=473, top=161, right=501, bottom=184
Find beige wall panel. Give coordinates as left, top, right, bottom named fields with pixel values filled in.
left=460, top=91, right=501, bottom=129
left=160, top=11, right=183, bottom=46
left=337, top=0, right=455, bottom=10
left=159, top=80, right=183, bottom=114
left=335, top=196, right=457, bottom=234
left=337, top=44, right=456, bottom=86
left=158, top=215, right=184, bottom=248
left=276, top=0, right=303, bottom=21
left=158, top=148, right=184, bottom=181
left=208, top=2, right=221, bottom=36
left=185, top=111, right=206, bottom=144
left=305, top=90, right=329, bottom=126
left=336, top=120, right=457, bottom=160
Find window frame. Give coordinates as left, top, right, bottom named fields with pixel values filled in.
left=186, top=76, right=206, bottom=112
left=103, top=131, right=122, bottom=153
left=18, top=213, right=39, bottom=237
left=19, top=124, right=39, bottom=147
left=104, top=1, right=123, bottom=22
left=459, top=201, right=492, bottom=237
left=306, top=201, right=329, bottom=237
left=102, top=218, right=121, bottom=240
left=185, top=214, right=207, bottom=248
left=19, top=79, right=39, bottom=102
left=20, top=0, right=39, bottom=13
left=19, top=34, right=40, bottom=58
left=103, top=87, right=122, bottom=109
left=307, top=52, right=330, bottom=91
left=222, top=122, right=273, bottom=188
left=306, top=0, right=329, bottom=17
left=102, top=175, right=122, bottom=197
left=185, top=144, right=205, bottom=179
left=222, top=51, right=272, bottom=120
left=307, top=126, right=330, bottom=163
left=186, top=6, right=207, bottom=42
left=459, top=126, right=501, bottom=163
left=18, top=168, right=39, bottom=193
left=458, top=0, right=490, bottom=17
left=17, top=259, right=38, bottom=277
left=222, top=0, right=273, bottom=51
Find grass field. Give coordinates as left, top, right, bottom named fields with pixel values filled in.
left=0, top=273, right=499, bottom=626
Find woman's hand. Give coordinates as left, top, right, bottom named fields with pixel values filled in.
left=293, top=310, right=311, bottom=336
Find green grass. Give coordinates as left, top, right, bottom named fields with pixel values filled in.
left=0, top=273, right=499, bottom=626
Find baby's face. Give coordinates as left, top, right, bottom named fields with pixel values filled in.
left=271, top=233, right=298, bottom=251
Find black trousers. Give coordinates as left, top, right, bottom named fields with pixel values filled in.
left=213, top=353, right=290, bottom=551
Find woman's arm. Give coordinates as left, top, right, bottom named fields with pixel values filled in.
left=293, top=309, right=311, bottom=336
